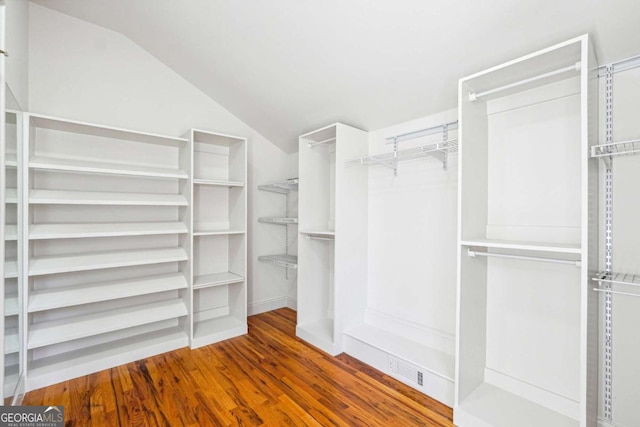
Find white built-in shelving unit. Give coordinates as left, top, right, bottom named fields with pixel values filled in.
left=188, top=130, right=247, bottom=349
left=257, top=178, right=298, bottom=275
left=455, top=35, right=598, bottom=427
left=297, top=123, right=368, bottom=355
left=23, top=114, right=191, bottom=390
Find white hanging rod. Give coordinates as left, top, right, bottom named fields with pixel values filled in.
left=467, top=249, right=581, bottom=267
left=469, top=62, right=581, bottom=102
left=308, top=137, right=337, bottom=147
left=598, top=54, right=640, bottom=77
left=593, top=288, right=640, bottom=299
left=385, top=121, right=458, bottom=145
left=307, top=234, right=335, bottom=241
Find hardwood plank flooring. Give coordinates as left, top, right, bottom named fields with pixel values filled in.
left=22, top=308, right=454, bottom=426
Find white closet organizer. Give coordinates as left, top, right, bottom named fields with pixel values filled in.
left=189, top=130, right=247, bottom=349
left=590, top=55, right=640, bottom=427
left=4, top=110, right=21, bottom=399
left=23, top=114, right=191, bottom=391
left=257, top=178, right=298, bottom=273
left=297, top=123, right=368, bottom=355
left=455, top=35, right=598, bottom=427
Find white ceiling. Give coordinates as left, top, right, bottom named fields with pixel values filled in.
left=33, top=0, right=640, bottom=153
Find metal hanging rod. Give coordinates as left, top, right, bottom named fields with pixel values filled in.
left=307, top=137, right=336, bottom=147
left=385, top=121, right=458, bottom=145
left=469, top=62, right=581, bottom=101
left=598, top=54, right=640, bottom=77
left=593, top=288, right=640, bottom=299
left=467, top=249, right=581, bottom=267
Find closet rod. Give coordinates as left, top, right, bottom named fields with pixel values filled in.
left=386, top=121, right=458, bottom=144
left=469, top=62, right=581, bottom=101
left=593, top=288, right=640, bottom=299
left=598, top=54, right=640, bottom=77
left=467, top=249, right=581, bottom=267
left=308, top=137, right=337, bottom=147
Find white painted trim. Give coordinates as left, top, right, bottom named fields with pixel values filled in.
left=364, top=308, right=455, bottom=355
left=484, top=367, right=579, bottom=419
left=248, top=296, right=288, bottom=316
left=286, top=296, right=297, bottom=311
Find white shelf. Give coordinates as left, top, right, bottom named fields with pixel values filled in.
left=592, top=271, right=640, bottom=298
left=5, top=153, right=17, bottom=167
left=6, top=188, right=17, bottom=204
left=300, top=230, right=335, bottom=237
left=30, top=189, right=188, bottom=206
left=257, top=178, right=299, bottom=194
left=296, top=319, right=335, bottom=354
left=258, top=254, right=298, bottom=269
left=5, top=224, right=17, bottom=241
left=456, top=383, right=578, bottom=427
left=349, top=140, right=458, bottom=171
left=5, top=260, right=18, bottom=279
left=461, top=238, right=582, bottom=254
left=29, top=247, right=188, bottom=276
left=30, top=221, right=188, bottom=240
left=5, top=328, right=19, bottom=354
left=258, top=217, right=298, bottom=225
left=28, top=326, right=188, bottom=391
left=5, top=295, right=19, bottom=316
left=193, top=227, right=245, bottom=236
left=591, top=138, right=640, bottom=159
left=344, top=323, right=455, bottom=381
left=193, top=272, right=244, bottom=289
left=29, top=273, right=188, bottom=313
left=193, top=178, right=245, bottom=187
left=192, top=315, right=246, bottom=345
left=29, top=156, right=188, bottom=180
left=28, top=299, right=188, bottom=349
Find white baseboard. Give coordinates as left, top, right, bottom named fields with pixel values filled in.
left=484, top=367, right=579, bottom=420
left=364, top=308, right=455, bottom=355
left=286, top=296, right=297, bottom=311
left=248, top=296, right=289, bottom=316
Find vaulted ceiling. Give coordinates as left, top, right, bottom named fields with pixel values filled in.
left=33, top=0, right=640, bottom=153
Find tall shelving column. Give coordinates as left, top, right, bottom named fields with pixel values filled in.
left=257, top=178, right=299, bottom=273
left=297, top=123, right=368, bottom=355
left=4, top=110, right=21, bottom=399
left=23, top=114, right=191, bottom=391
left=189, top=130, right=247, bottom=349
left=455, top=35, right=598, bottom=427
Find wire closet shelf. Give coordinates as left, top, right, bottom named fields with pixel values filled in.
left=591, top=138, right=640, bottom=159
left=257, top=254, right=298, bottom=270
left=348, top=121, right=458, bottom=175
left=593, top=272, right=640, bottom=298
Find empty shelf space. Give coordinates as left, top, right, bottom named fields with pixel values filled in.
left=591, top=138, right=640, bottom=159
left=457, top=383, right=578, bottom=427
left=258, top=217, right=298, bottom=225
left=258, top=178, right=299, bottom=194
left=193, top=227, right=245, bottom=236
left=30, top=189, right=188, bottom=206
left=350, top=140, right=458, bottom=167
left=193, top=315, right=246, bottom=341
left=29, top=156, right=189, bottom=179
left=5, top=260, right=18, bottom=279
left=28, top=326, right=188, bottom=391
left=344, top=323, right=454, bottom=381
left=194, top=272, right=244, bottom=289
left=29, top=273, right=188, bottom=312
left=5, top=153, right=17, bottom=167
left=6, top=188, right=17, bottom=204
left=258, top=254, right=298, bottom=269
left=5, top=328, right=19, bottom=354
left=5, top=295, right=19, bottom=316
left=5, top=224, right=17, bottom=240
left=29, top=247, right=188, bottom=276
left=28, top=299, right=188, bottom=349
left=30, top=221, right=188, bottom=240
left=461, top=239, right=581, bottom=254
left=193, top=178, right=245, bottom=187
left=296, top=319, right=335, bottom=354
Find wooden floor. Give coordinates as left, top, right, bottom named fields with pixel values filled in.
left=23, top=308, right=454, bottom=426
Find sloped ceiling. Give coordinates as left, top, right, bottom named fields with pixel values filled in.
left=32, top=0, right=640, bottom=153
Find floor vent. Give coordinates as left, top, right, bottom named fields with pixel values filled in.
left=388, top=355, right=423, bottom=386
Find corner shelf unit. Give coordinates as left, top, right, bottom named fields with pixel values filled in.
left=455, top=35, right=597, bottom=427
left=188, top=129, right=247, bottom=349
left=257, top=178, right=298, bottom=276
left=297, top=123, right=368, bottom=355
left=22, top=113, right=191, bottom=391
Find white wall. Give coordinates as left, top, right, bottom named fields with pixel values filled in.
left=366, top=109, right=458, bottom=355
left=5, top=0, right=28, bottom=109
left=27, top=3, right=292, bottom=314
